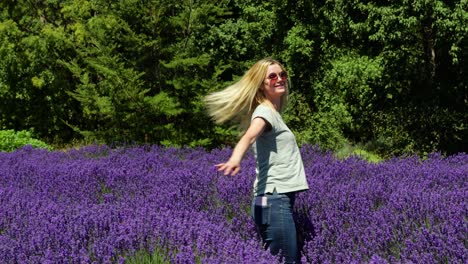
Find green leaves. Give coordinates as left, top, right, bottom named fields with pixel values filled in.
left=145, top=92, right=183, bottom=117
left=0, top=0, right=465, bottom=155
left=0, top=130, right=53, bottom=152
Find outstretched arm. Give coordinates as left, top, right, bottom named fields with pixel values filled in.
left=216, top=117, right=268, bottom=176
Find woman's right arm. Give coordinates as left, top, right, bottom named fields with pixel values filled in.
left=216, top=117, right=267, bottom=176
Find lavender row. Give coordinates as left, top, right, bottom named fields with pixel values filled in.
left=298, top=146, right=467, bottom=263
left=0, top=145, right=466, bottom=263
left=0, top=145, right=274, bottom=263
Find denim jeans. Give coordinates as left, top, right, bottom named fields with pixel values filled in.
left=251, top=191, right=299, bottom=263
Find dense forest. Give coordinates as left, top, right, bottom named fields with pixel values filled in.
left=0, top=0, right=466, bottom=157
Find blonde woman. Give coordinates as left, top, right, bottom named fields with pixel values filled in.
left=205, top=58, right=309, bottom=263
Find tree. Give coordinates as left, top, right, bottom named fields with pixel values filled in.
left=0, top=0, right=465, bottom=156
left=0, top=0, right=79, bottom=143
left=283, top=0, right=467, bottom=156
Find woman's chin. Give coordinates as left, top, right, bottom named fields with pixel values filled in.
left=276, top=86, right=286, bottom=94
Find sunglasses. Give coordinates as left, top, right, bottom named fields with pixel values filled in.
left=267, top=71, right=288, bottom=81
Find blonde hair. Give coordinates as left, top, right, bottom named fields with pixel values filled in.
left=204, top=58, right=289, bottom=132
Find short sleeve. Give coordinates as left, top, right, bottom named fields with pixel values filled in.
left=251, top=104, right=275, bottom=128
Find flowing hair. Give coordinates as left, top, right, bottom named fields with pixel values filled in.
left=204, top=58, right=289, bottom=132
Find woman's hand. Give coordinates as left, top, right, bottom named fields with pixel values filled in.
left=215, top=160, right=241, bottom=176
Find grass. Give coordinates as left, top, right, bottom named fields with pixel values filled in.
left=125, top=248, right=171, bottom=264
left=335, top=143, right=383, bottom=163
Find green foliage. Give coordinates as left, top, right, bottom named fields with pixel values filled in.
left=0, top=1, right=80, bottom=144
left=335, top=143, right=383, bottom=163
left=0, top=0, right=466, bottom=156
left=0, top=130, right=53, bottom=152
left=313, top=52, right=383, bottom=144
left=284, top=92, right=349, bottom=151
left=124, top=247, right=170, bottom=264
left=369, top=105, right=467, bottom=158
left=303, top=0, right=467, bottom=156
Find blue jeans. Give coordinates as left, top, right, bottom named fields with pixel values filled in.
left=251, top=191, right=299, bottom=263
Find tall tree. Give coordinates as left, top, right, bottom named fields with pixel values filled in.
left=0, top=0, right=465, bottom=155
left=0, top=0, right=79, bottom=143
left=283, top=0, right=467, bottom=155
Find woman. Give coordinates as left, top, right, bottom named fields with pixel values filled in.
left=204, top=58, right=309, bottom=263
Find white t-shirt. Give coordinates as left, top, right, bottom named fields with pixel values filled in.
left=251, top=104, right=309, bottom=195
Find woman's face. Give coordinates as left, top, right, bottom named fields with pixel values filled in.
left=262, top=64, right=287, bottom=102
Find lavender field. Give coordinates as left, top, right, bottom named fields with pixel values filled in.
left=0, top=145, right=466, bottom=263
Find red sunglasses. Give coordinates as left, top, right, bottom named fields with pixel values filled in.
left=267, top=71, right=288, bottom=81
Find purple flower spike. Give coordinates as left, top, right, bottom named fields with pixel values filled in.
left=0, top=145, right=466, bottom=263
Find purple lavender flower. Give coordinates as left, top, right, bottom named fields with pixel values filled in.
left=0, top=145, right=465, bottom=263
